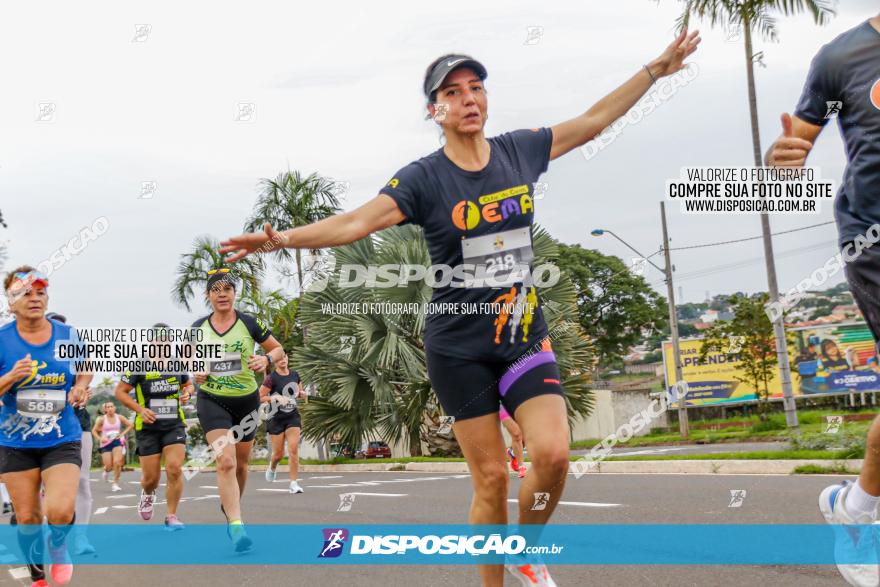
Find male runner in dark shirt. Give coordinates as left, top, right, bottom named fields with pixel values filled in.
left=766, top=13, right=880, bottom=586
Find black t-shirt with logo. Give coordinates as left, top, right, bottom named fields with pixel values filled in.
left=121, top=371, right=190, bottom=431
left=262, top=370, right=301, bottom=417
left=795, top=20, right=880, bottom=247
left=380, top=128, right=553, bottom=362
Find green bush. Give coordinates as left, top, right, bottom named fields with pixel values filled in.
left=789, top=432, right=865, bottom=458
left=749, top=415, right=786, bottom=433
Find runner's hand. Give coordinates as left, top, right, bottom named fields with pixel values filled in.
left=651, top=28, right=701, bottom=77
left=69, top=385, right=89, bottom=407
left=195, top=372, right=208, bottom=385
left=7, top=354, right=33, bottom=383
left=247, top=355, right=269, bottom=372
left=219, top=223, right=286, bottom=263
left=180, top=386, right=192, bottom=405
left=765, top=113, right=813, bottom=167
left=139, top=407, right=157, bottom=425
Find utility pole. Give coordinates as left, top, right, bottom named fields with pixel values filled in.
left=743, top=23, right=799, bottom=432
left=661, top=201, right=689, bottom=439
left=760, top=213, right=799, bottom=432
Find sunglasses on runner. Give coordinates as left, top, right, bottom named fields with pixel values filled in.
left=6, top=270, right=49, bottom=293
left=207, top=268, right=231, bottom=276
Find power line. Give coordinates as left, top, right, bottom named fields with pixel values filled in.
left=648, top=239, right=839, bottom=287
left=667, top=221, right=834, bottom=251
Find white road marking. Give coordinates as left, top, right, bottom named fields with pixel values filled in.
left=107, top=494, right=136, bottom=499
left=308, top=476, right=457, bottom=489
left=93, top=507, right=109, bottom=515
left=507, top=499, right=620, bottom=508
left=199, top=486, right=218, bottom=489
left=305, top=476, right=344, bottom=480
left=347, top=492, right=407, bottom=497
left=9, top=567, right=30, bottom=580
left=257, top=488, right=291, bottom=493
left=112, top=504, right=137, bottom=510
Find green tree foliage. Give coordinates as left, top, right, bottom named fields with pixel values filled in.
left=555, top=244, right=666, bottom=367
left=699, top=293, right=781, bottom=419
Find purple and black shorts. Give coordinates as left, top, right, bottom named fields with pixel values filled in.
left=425, top=340, right=564, bottom=422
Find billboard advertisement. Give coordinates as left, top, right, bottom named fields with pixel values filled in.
left=662, top=322, right=880, bottom=407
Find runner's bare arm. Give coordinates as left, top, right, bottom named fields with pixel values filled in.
left=92, top=417, right=103, bottom=441
left=114, top=380, right=146, bottom=418
left=120, top=415, right=134, bottom=437
left=180, top=382, right=193, bottom=404
left=71, top=372, right=93, bottom=406
left=220, top=195, right=405, bottom=262
left=258, top=383, right=272, bottom=403
left=0, top=355, right=33, bottom=397
left=248, top=336, right=285, bottom=373
left=765, top=113, right=823, bottom=167
left=549, top=29, right=700, bottom=161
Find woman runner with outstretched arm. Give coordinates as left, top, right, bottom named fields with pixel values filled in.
left=221, top=30, right=699, bottom=587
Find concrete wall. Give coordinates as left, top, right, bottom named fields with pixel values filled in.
left=569, top=387, right=668, bottom=442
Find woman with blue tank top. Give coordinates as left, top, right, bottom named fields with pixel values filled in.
left=0, top=266, right=91, bottom=587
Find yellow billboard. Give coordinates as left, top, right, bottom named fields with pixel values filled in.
left=662, top=322, right=880, bottom=406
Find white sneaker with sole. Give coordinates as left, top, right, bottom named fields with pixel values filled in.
left=138, top=491, right=155, bottom=521
left=819, top=480, right=880, bottom=587
left=111, top=483, right=122, bottom=493
left=289, top=480, right=304, bottom=494
left=265, top=468, right=277, bottom=483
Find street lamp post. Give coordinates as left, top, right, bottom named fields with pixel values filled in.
left=592, top=213, right=689, bottom=439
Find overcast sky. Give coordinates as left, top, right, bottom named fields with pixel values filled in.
left=1, top=0, right=876, bottom=329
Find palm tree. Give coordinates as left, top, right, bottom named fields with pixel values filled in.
left=670, top=0, right=835, bottom=430
left=172, top=235, right=264, bottom=312
left=244, top=170, right=342, bottom=301
left=292, top=224, right=595, bottom=457
left=238, top=287, right=301, bottom=352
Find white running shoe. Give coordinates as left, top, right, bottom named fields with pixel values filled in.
left=101, top=470, right=109, bottom=482
left=289, top=480, right=304, bottom=494
left=111, top=483, right=122, bottom=493
left=265, top=467, right=277, bottom=483
left=819, top=480, right=880, bottom=587
left=138, top=491, right=155, bottom=521
left=505, top=560, right=558, bottom=587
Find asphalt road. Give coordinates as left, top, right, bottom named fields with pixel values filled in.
left=0, top=469, right=857, bottom=586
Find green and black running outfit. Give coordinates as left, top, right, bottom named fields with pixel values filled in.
left=191, top=311, right=271, bottom=441
left=121, top=371, right=189, bottom=456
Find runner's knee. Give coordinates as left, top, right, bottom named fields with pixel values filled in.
left=165, top=463, right=182, bottom=481
left=529, top=446, right=569, bottom=478
left=44, top=504, right=74, bottom=525
left=471, top=461, right=509, bottom=497
left=216, top=454, right=236, bottom=474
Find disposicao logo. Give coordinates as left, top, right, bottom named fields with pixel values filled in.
left=318, top=528, right=349, bottom=558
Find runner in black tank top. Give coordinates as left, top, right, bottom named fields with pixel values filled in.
left=259, top=354, right=306, bottom=494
